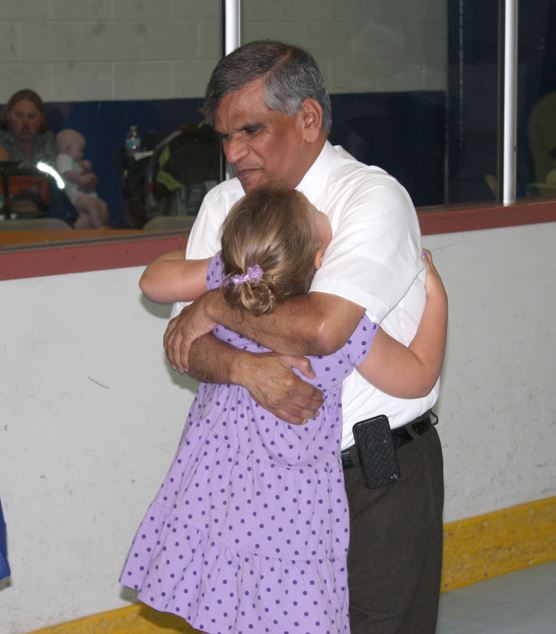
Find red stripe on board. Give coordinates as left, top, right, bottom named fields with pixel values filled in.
left=419, top=199, right=556, bottom=235
left=0, top=234, right=186, bottom=281
left=1, top=200, right=555, bottom=281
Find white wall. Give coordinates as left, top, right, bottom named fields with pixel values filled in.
left=1, top=221, right=555, bottom=633
left=0, top=0, right=446, bottom=104
left=0, top=0, right=220, bottom=102
left=0, top=266, right=199, bottom=632
left=427, top=224, right=556, bottom=516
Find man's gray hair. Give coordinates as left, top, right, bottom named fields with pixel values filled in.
left=204, top=40, right=332, bottom=133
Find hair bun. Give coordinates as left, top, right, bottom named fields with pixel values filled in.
left=223, top=277, right=276, bottom=316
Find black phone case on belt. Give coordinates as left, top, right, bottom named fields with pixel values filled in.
left=352, top=415, right=400, bottom=489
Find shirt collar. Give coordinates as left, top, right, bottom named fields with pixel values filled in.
left=296, top=140, right=337, bottom=207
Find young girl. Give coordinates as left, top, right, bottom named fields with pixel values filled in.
left=120, top=186, right=447, bottom=634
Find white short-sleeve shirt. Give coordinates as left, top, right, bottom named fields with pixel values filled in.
left=56, top=153, right=81, bottom=203
left=174, top=142, right=439, bottom=448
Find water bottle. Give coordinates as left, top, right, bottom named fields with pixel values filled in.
left=125, top=125, right=142, bottom=157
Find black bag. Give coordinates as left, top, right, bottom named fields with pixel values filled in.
left=148, top=122, right=220, bottom=200
left=144, top=122, right=220, bottom=221
left=122, top=123, right=221, bottom=228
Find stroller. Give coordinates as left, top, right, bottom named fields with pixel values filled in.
left=123, top=122, right=220, bottom=229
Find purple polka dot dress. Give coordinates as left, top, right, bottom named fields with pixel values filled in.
left=120, top=254, right=378, bottom=634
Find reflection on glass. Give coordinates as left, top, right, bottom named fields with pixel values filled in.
left=131, top=122, right=220, bottom=230
left=447, top=1, right=499, bottom=204
left=517, top=1, right=556, bottom=200
left=2, top=1, right=548, bottom=252
left=241, top=1, right=515, bottom=208
left=0, top=2, right=221, bottom=249
left=243, top=0, right=448, bottom=207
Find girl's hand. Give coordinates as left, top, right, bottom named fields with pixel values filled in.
left=422, top=249, right=447, bottom=301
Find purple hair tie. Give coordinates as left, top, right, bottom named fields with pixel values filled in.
left=230, top=264, right=264, bottom=286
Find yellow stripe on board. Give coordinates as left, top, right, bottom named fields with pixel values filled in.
left=28, top=604, right=196, bottom=634
left=28, top=495, right=556, bottom=634
left=441, top=494, right=556, bottom=590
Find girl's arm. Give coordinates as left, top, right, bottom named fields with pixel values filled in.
left=139, top=250, right=210, bottom=303
left=357, top=250, right=448, bottom=398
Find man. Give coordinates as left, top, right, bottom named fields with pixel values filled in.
left=164, top=41, right=443, bottom=634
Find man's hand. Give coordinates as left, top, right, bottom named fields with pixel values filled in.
left=164, top=295, right=217, bottom=372
left=233, top=352, right=324, bottom=424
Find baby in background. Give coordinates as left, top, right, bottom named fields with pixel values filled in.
left=56, top=128, right=109, bottom=228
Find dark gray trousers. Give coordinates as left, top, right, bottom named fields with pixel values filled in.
left=345, top=424, right=444, bottom=634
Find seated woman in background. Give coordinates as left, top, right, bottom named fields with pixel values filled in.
left=0, top=89, right=57, bottom=165
left=0, top=88, right=81, bottom=226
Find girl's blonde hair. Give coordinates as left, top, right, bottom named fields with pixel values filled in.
left=220, top=186, right=320, bottom=316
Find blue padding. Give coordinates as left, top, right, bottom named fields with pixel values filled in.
left=32, top=91, right=445, bottom=226
left=45, top=98, right=205, bottom=227
left=0, top=499, right=10, bottom=581
left=329, top=91, right=445, bottom=207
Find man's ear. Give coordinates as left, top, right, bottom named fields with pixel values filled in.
left=300, top=99, right=324, bottom=142
left=314, top=243, right=327, bottom=270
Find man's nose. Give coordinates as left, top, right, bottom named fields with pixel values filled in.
left=224, top=135, right=249, bottom=165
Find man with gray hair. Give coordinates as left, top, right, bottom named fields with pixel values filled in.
left=165, top=40, right=443, bottom=634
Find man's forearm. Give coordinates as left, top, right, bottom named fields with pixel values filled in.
left=185, top=331, right=325, bottom=424
left=204, top=290, right=363, bottom=356
left=187, top=332, right=244, bottom=384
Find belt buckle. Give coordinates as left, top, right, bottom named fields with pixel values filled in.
left=409, top=411, right=436, bottom=437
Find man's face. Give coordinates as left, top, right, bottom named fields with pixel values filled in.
left=214, top=78, right=312, bottom=192
left=7, top=99, right=43, bottom=144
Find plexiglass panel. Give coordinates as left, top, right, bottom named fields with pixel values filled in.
left=517, top=0, right=556, bottom=200
left=447, top=1, right=500, bottom=203
left=0, top=1, right=221, bottom=248
left=243, top=0, right=505, bottom=208
left=242, top=1, right=448, bottom=207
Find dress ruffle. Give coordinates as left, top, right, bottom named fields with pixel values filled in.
left=121, top=501, right=349, bottom=633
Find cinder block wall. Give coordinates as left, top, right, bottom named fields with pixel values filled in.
left=0, top=0, right=446, bottom=104
left=0, top=0, right=220, bottom=103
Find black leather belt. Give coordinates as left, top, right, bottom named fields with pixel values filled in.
left=341, top=411, right=436, bottom=470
